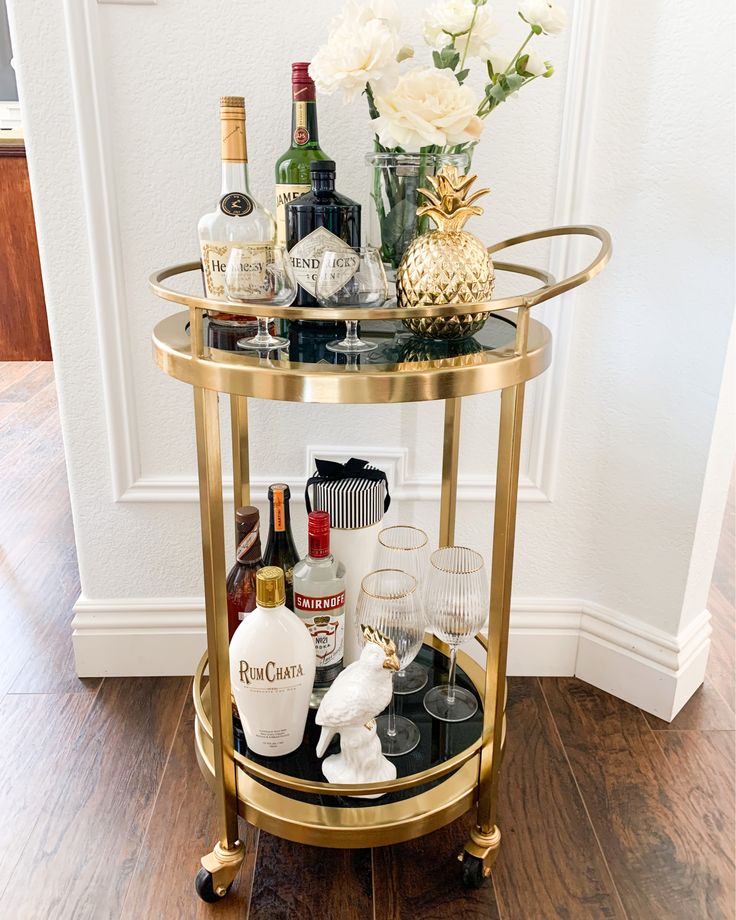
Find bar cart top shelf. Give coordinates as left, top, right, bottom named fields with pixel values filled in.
left=149, top=225, right=610, bottom=405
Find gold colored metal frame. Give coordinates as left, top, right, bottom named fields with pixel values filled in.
left=149, top=224, right=610, bottom=888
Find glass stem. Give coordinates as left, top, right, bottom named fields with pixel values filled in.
left=346, top=319, right=358, bottom=345
left=447, top=646, right=458, bottom=705
left=257, top=316, right=269, bottom=341
left=387, top=674, right=397, bottom=737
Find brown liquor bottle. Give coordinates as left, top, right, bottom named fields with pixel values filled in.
left=226, top=506, right=264, bottom=641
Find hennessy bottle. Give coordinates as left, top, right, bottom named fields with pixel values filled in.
left=198, top=96, right=276, bottom=321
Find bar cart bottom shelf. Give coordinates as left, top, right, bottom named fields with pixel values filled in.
left=193, top=637, right=505, bottom=895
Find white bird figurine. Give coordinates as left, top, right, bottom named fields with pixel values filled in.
left=315, top=625, right=400, bottom=798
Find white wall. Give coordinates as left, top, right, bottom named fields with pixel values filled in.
left=7, top=0, right=734, bottom=719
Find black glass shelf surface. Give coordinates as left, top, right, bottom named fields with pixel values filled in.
left=233, top=644, right=482, bottom=809
left=206, top=315, right=518, bottom=369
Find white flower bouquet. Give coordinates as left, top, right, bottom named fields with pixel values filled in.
left=310, top=0, right=566, bottom=269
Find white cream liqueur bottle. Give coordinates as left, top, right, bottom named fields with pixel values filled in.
left=230, top=566, right=315, bottom=757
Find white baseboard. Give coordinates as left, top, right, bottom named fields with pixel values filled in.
left=72, top=596, right=712, bottom=722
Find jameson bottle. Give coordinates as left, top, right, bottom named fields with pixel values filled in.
left=274, top=63, right=331, bottom=246
left=263, top=483, right=301, bottom=610
left=226, top=506, right=264, bottom=641
left=286, top=160, right=361, bottom=321
left=198, top=96, right=276, bottom=322
left=292, top=511, right=346, bottom=708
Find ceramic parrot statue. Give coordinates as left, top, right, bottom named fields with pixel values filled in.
left=315, top=625, right=400, bottom=797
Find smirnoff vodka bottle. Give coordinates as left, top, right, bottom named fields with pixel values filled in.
left=292, top=511, right=346, bottom=708
left=230, top=567, right=315, bottom=757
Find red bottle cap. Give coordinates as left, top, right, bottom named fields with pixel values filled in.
left=292, top=62, right=315, bottom=101
left=308, top=511, right=330, bottom=558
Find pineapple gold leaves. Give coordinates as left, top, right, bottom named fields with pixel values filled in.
left=416, top=166, right=491, bottom=233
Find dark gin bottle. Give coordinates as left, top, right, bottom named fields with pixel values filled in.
left=226, top=506, right=264, bottom=641
left=286, top=160, right=361, bottom=320
left=263, top=483, right=301, bottom=610
left=274, top=63, right=331, bottom=245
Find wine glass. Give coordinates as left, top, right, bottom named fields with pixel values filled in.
left=423, top=546, right=487, bottom=722
left=315, top=246, right=387, bottom=354
left=356, top=570, right=424, bottom=756
left=375, top=526, right=430, bottom=695
left=225, top=244, right=296, bottom=351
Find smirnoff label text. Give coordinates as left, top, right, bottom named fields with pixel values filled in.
left=294, top=591, right=346, bottom=612
left=295, top=591, right=345, bottom=668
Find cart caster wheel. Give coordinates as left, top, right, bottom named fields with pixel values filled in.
left=461, top=854, right=488, bottom=889
left=195, top=866, right=231, bottom=902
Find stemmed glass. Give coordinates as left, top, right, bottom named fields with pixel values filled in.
left=225, top=244, right=296, bottom=351
left=356, top=570, right=424, bottom=756
left=375, top=526, right=430, bottom=695
left=423, top=546, right=488, bottom=722
left=315, top=246, right=387, bottom=354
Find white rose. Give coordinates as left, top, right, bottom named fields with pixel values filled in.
left=424, top=0, right=498, bottom=60
left=309, top=18, right=400, bottom=101
left=518, top=0, right=566, bottom=34
left=518, top=49, right=551, bottom=76
left=347, top=0, right=401, bottom=33
left=373, top=67, right=484, bottom=149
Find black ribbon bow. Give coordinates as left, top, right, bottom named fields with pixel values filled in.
left=304, top=457, right=391, bottom=515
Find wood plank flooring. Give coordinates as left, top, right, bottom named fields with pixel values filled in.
left=0, top=361, right=733, bottom=920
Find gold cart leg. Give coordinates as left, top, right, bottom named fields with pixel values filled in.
left=439, top=397, right=461, bottom=546
left=193, top=386, right=244, bottom=897
left=230, top=394, right=250, bottom=518
left=462, top=382, right=525, bottom=881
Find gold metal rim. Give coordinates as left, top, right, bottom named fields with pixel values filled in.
left=152, top=311, right=552, bottom=404
left=195, top=719, right=479, bottom=848
left=193, top=633, right=485, bottom=796
left=430, top=545, right=484, bottom=574
left=148, top=224, right=611, bottom=321
left=377, top=525, right=429, bottom=551
left=359, top=568, right=418, bottom=599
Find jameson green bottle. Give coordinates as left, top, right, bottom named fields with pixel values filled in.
left=274, top=62, right=331, bottom=245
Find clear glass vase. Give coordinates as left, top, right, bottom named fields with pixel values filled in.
left=365, top=151, right=471, bottom=293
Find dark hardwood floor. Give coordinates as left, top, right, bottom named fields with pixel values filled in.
left=0, top=362, right=733, bottom=920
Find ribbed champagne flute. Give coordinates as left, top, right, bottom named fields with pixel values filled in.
left=423, top=546, right=487, bottom=722
left=375, top=525, right=430, bottom=694
left=355, top=570, right=424, bottom=756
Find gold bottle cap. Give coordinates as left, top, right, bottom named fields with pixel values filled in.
left=256, top=567, right=285, bottom=608
left=220, top=95, right=245, bottom=109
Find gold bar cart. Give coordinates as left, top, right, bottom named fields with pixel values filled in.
left=149, top=225, right=610, bottom=900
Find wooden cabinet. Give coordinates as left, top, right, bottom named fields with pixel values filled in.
left=0, top=140, right=51, bottom=360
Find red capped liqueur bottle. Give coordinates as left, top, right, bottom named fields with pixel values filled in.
left=292, top=511, right=346, bottom=708
left=274, top=63, right=331, bottom=246
left=286, top=160, right=360, bottom=329
left=226, top=506, right=264, bottom=641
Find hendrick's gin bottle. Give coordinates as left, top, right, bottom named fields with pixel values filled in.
left=286, top=160, right=360, bottom=328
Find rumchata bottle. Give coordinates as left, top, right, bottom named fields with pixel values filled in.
left=230, top=567, right=315, bottom=757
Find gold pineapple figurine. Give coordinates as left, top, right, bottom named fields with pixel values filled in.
left=397, top=166, right=494, bottom=339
